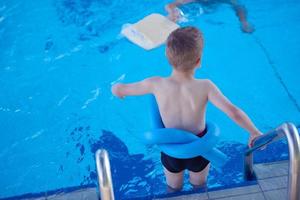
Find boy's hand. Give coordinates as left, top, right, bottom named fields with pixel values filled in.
left=248, top=131, right=263, bottom=148
left=111, top=83, right=124, bottom=99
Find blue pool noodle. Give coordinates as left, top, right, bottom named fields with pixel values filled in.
left=145, top=95, right=228, bottom=169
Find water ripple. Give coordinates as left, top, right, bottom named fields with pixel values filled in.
left=81, top=88, right=100, bottom=109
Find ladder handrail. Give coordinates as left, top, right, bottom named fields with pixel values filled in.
left=95, top=149, right=115, bottom=200
left=244, top=123, right=300, bottom=200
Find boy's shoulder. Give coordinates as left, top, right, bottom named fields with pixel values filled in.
left=195, top=78, right=213, bottom=85
left=194, top=78, right=216, bottom=91
left=142, top=76, right=165, bottom=89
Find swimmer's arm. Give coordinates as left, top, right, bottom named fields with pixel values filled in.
left=230, top=0, right=247, bottom=22
left=165, top=0, right=196, bottom=21
left=168, top=0, right=196, bottom=7
left=111, top=77, right=158, bottom=98
left=207, top=81, right=262, bottom=146
left=230, top=0, right=254, bottom=33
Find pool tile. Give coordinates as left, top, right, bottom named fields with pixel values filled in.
left=154, top=193, right=208, bottom=200
left=208, top=185, right=261, bottom=199
left=254, top=161, right=288, bottom=179
left=258, top=176, right=288, bottom=191
left=210, top=192, right=265, bottom=200
left=27, top=197, right=47, bottom=200
left=47, top=188, right=98, bottom=200
left=264, top=188, right=287, bottom=200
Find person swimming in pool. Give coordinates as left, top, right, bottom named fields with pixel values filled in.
left=165, top=0, right=254, bottom=33
left=111, top=27, right=262, bottom=192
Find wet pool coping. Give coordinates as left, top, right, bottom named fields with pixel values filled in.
left=0, top=160, right=289, bottom=200
left=155, top=160, right=289, bottom=200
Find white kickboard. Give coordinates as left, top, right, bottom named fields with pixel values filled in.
left=121, top=13, right=180, bottom=50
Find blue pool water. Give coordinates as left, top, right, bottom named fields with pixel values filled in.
left=0, top=0, right=300, bottom=199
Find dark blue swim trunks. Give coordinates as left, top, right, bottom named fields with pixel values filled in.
left=161, top=127, right=210, bottom=173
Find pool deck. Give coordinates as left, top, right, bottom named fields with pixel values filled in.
left=156, top=160, right=289, bottom=200
left=20, top=160, right=289, bottom=200
left=24, top=188, right=98, bottom=200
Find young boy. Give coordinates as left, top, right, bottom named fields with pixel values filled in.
left=111, top=27, right=262, bottom=191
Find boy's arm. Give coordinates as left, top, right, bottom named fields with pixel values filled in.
left=111, top=77, right=158, bottom=98
left=207, top=81, right=262, bottom=147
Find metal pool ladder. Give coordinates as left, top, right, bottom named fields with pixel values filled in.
left=95, top=149, right=115, bottom=200
left=244, top=123, right=300, bottom=200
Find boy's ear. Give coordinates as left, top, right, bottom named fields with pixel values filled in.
left=196, top=57, right=201, bottom=65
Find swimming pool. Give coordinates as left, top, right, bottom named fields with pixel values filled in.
left=0, top=0, right=300, bottom=199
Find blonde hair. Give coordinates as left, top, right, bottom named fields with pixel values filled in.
left=166, top=26, right=203, bottom=71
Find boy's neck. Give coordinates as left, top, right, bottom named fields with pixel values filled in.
left=171, top=69, right=195, bottom=81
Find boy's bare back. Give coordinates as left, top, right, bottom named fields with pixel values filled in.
left=152, top=76, right=209, bottom=134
